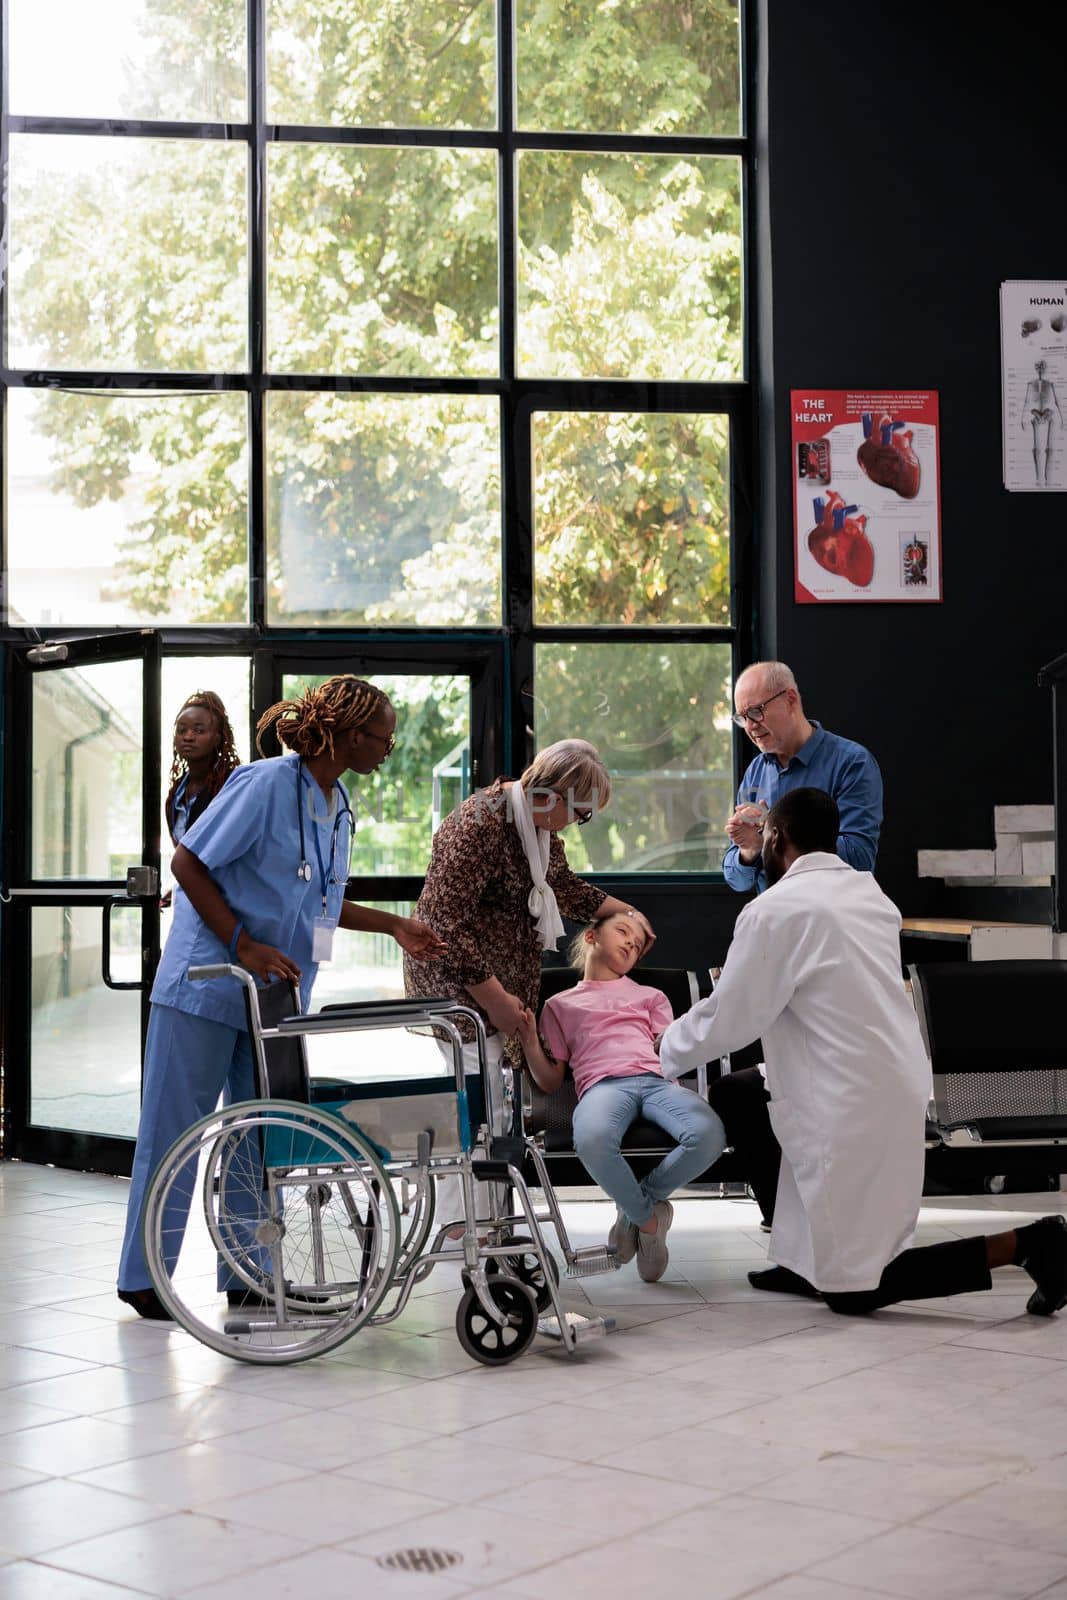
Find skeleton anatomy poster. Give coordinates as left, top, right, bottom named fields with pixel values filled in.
left=1001, top=280, right=1067, bottom=492
left=791, top=389, right=942, bottom=604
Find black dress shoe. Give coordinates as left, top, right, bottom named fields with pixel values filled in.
left=748, top=1265, right=822, bottom=1299
left=117, top=1287, right=173, bottom=1321
left=1017, top=1215, right=1067, bottom=1316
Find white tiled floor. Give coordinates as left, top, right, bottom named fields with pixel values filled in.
left=1, top=1165, right=1066, bottom=1598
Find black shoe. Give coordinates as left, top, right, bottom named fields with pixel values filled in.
left=227, top=1288, right=271, bottom=1309
left=1017, top=1215, right=1067, bottom=1316
left=117, top=1287, right=173, bottom=1321
left=748, top=1265, right=821, bottom=1299
left=226, top=1285, right=338, bottom=1310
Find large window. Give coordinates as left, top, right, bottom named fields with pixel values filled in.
left=2, top=0, right=750, bottom=875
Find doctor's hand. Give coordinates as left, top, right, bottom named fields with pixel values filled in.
left=235, top=932, right=301, bottom=984
left=391, top=917, right=448, bottom=961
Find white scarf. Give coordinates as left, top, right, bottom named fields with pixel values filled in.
left=509, top=781, right=566, bottom=952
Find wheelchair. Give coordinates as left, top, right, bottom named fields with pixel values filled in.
left=141, top=965, right=621, bottom=1367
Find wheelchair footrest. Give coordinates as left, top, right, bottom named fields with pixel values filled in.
left=487, top=1134, right=527, bottom=1166
left=537, top=1311, right=617, bottom=1342
left=470, top=1159, right=515, bottom=1181
left=566, top=1245, right=620, bottom=1278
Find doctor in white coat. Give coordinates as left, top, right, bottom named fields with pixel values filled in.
left=660, top=787, right=1067, bottom=1316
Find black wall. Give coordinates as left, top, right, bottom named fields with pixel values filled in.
left=757, top=0, right=1067, bottom=914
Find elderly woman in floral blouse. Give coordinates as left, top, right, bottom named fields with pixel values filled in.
left=404, top=738, right=653, bottom=1231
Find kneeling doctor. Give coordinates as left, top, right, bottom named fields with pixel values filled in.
left=659, top=787, right=1067, bottom=1316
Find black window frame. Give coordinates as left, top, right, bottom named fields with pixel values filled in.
left=0, top=0, right=757, bottom=834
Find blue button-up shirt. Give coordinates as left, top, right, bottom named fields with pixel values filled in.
left=723, top=724, right=883, bottom=894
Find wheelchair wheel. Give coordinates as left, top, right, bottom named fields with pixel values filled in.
left=143, top=1100, right=400, bottom=1364
left=455, top=1277, right=538, bottom=1366
left=488, top=1235, right=560, bottom=1312
left=208, top=1119, right=395, bottom=1316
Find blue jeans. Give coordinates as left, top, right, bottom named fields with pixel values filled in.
left=572, top=1074, right=727, bottom=1226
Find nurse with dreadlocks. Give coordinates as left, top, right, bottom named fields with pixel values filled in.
left=117, top=675, right=446, bottom=1320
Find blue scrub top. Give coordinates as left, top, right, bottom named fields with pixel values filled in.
left=152, top=753, right=353, bottom=1030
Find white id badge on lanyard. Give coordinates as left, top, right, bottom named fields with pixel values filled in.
left=312, top=917, right=336, bottom=963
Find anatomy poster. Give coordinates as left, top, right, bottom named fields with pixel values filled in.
left=791, top=390, right=942, bottom=604
left=1001, top=280, right=1067, bottom=492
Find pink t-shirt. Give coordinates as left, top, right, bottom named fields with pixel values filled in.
left=540, top=976, right=675, bottom=1099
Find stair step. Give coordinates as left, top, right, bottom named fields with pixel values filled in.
left=918, top=850, right=993, bottom=878
left=993, top=805, right=1054, bottom=834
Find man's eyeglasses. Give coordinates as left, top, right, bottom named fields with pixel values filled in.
left=731, top=687, right=789, bottom=728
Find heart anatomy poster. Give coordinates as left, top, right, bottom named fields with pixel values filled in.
left=791, top=389, right=942, bottom=604
left=1001, top=280, right=1067, bottom=492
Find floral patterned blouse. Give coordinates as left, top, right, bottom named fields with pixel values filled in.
left=404, top=780, right=606, bottom=1062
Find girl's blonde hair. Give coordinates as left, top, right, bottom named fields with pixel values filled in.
left=255, top=675, right=390, bottom=759
left=520, top=738, right=611, bottom=811
left=568, top=910, right=646, bottom=973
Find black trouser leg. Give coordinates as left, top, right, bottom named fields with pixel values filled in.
left=824, top=1236, right=992, bottom=1316
left=707, top=1066, right=781, bottom=1224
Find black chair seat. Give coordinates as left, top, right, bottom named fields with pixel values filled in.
left=944, top=1115, right=1067, bottom=1142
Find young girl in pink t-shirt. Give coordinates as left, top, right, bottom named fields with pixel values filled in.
left=516, top=912, right=726, bottom=1282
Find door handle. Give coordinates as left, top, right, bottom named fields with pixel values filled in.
left=126, top=865, right=159, bottom=898
left=102, top=898, right=143, bottom=991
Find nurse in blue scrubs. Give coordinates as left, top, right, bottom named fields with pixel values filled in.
left=117, top=675, right=446, bottom=1320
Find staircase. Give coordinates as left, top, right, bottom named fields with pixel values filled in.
left=918, top=805, right=1053, bottom=887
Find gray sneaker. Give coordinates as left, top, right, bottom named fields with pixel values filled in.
left=608, top=1208, right=639, bottom=1264
left=636, top=1200, right=674, bottom=1283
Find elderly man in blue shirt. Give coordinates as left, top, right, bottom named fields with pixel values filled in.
left=723, top=660, right=883, bottom=894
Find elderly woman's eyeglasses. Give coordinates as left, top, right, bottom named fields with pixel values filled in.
left=731, top=687, right=789, bottom=728
left=554, top=792, right=594, bottom=825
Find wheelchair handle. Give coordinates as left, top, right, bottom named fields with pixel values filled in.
left=188, top=963, right=257, bottom=988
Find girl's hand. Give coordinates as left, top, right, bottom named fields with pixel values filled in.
left=392, top=917, right=447, bottom=960
left=515, top=1006, right=539, bottom=1047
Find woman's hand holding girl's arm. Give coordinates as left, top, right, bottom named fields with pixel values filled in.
left=466, top=977, right=525, bottom=1036
left=516, top=1007, right=565, bottom=1093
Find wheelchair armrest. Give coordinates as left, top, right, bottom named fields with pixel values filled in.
left=318, top=997, right=462, bottom=1017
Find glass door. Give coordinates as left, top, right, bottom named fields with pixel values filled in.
left=254, top=645, right=500, bottom=1077
left=3, top=632, right=161, bottom=1172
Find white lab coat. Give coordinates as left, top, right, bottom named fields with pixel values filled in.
left=660, top=854, right=932, bottom=1293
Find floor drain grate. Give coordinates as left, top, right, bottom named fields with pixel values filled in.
left=377, top=1548, right=464, bottom=1574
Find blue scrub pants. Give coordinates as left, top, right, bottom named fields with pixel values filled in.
left=572, top=1074, right=727, bottom=1226
left=118, top=1003, right=261, bottom=1293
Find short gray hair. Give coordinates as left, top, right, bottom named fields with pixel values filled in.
left=738, top=660, right=798, bottom=697
left=520, top=738, right=612, bottom=810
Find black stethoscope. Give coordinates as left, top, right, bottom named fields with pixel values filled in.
left=296, top=761, right=354, bottom=908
